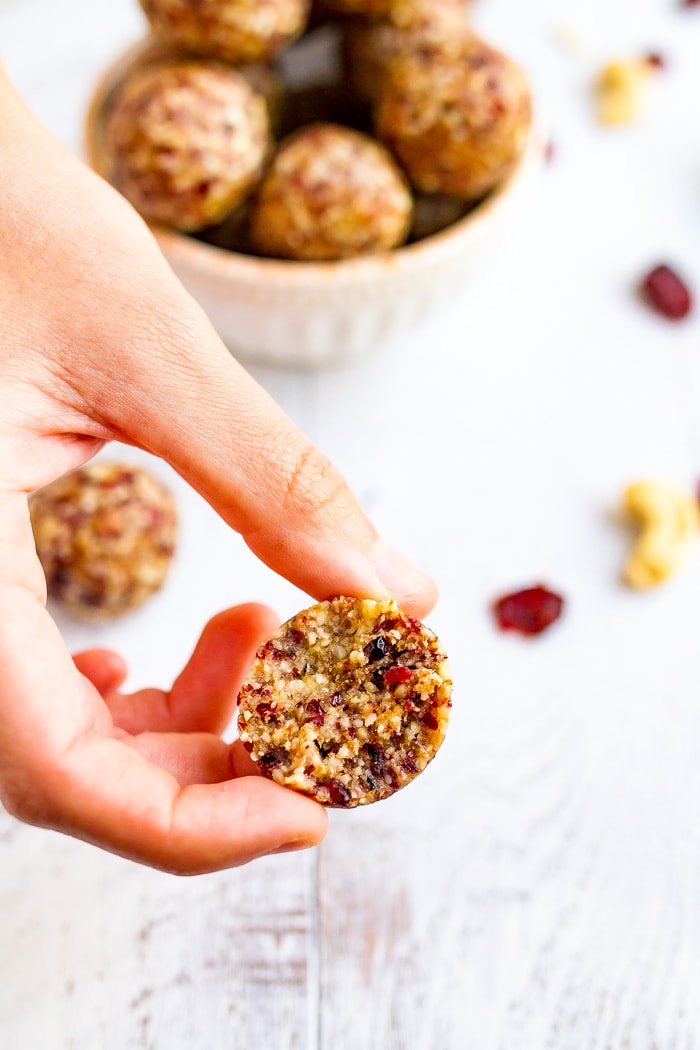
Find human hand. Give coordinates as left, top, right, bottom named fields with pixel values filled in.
left=0, top=69, right=437, bottom=873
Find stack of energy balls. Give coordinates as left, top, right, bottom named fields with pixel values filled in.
left=102, top=0, right=532, bottom=261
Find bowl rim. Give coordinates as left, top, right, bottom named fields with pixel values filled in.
left=85, top=37, right=540, bottom=287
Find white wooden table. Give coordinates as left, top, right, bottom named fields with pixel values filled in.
left=2, top=0, right=700, bottom=1046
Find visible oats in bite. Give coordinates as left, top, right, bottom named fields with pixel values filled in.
left=237, top=597, right=452, bottom=807
left=29, top=462, right=177, bottom=620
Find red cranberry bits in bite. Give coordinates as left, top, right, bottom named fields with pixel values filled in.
left=237, top=597, right=452, bottom=808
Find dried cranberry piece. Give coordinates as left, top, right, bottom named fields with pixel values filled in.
left=242, top=740, right=254, bottom=753
left=256, top=701, right=277, bottom=720
left=327, top=780, right=352, bottom=807
left=645, top=52, right=666, bottom=69
left=493, top=585, right=564, bottom=636
left=259, top=751, right=282, bottom=769
left=422, top=711, right=440, bottom=731
left=640, top=264, right=693, bottom=320
left=384, top=666, right=414, bottom=686
left=379, top=616, right=403, bottom=632
left=305, top=700, right=325, bottom=726
left=364, top=636, right=393, bottom=662
left=327, top=691, right=342, bottom=707
left=364, top=744, right=387, bottom=777
left=400, top=751, right=418, bottom=774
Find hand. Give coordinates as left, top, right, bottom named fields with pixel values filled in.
left=0, top=69, right=437, bottom=873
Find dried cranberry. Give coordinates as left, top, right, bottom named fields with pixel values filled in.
left=327, top=780, right=352, bottom=807
left=364, top=744, right=387, bottom=777
left=305, top=700, right=325, bottom=726
left=493, top=585, right=564, bottom=636
left=400, top=751, right=418, bottom=774
left=379, top=616, right=403, bottom=632
left=422, top=711, right=440, bottom=731
left=384, top=666, right=414, bottom=686
left=327, top=692, right=342, bottom=707
left=256, top=702, right=277, bottom=720
left=259, top=751, right=282, bottom=768
left=242, top=740, right=254, bottom=753
left=640, top=264, right=693, bottom=320
left=645, top=52, right=666, bottom=69
left=364, top=636, right=393, bottom=662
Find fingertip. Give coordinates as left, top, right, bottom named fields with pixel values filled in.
left=211, top=775, right=328, bottom=864
left=372, top=541, right=439, bottom=619
left=72, top=648, right=129, bottom=695
left=206, top=602, right=279, bottom=639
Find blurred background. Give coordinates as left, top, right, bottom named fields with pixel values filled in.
left=2, top=0, right=700, bottom=1047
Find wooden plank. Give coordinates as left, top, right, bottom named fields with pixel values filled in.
left=0, top=813, right=318, bottom=1050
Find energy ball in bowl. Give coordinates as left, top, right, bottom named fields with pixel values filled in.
left=29, top=463, right=177, bottom=620
left=249, top=122, right=413, bottom=260
left=139, top=0, right=311, bottom=64
left=104, top=60, right=270, bottom=232
left=343, top=0, right=472, bottom=103
left=237, top=597, right=452, bottom=808
left=376, top=36, right=531, bottom=199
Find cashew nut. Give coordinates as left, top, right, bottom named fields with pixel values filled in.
left=595, top=59, right=651, bottom=125
left=622, top=480, right=700, bottom=589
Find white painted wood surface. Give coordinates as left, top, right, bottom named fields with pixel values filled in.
left=2, top=0, right=700, bottom=1046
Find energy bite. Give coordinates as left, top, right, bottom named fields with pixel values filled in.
left=104, top=60, right=270, bottom=232
left=29, top=462, right=177, bottom=620
left=139, top=0, right=311, bottom=64
left=343, top=0, right=473, bottom=103
left=249, top=122, right=413, bottom=260
left=237, top=597, right=452, bottom=807
left=376, top=36, right=531, bottom=199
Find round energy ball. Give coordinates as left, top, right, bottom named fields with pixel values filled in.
left=104, top=61, right=270, bottom=232
left=29, top=463, right=177, bottom=620
left=343, top=0, right=472, bottom=102
left=237, top=597, right=452, bottom=807
left=139, top=0, right=311, bottom=64
left=376, top=36, right=532, bottom=199
left=250, top=123, right=413, bottom=261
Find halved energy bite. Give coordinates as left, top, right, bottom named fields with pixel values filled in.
left=237, top=596, right=452, bottom=807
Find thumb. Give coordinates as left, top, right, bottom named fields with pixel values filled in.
left=76, top=273, right=437, bottom=616
left=1, top=77, right=435, bottom=616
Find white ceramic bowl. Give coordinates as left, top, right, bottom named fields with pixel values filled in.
left=86, top=42, right=542, bottom=369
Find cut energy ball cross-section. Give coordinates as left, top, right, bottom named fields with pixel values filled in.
left=237, top=596, right=452, bottom=807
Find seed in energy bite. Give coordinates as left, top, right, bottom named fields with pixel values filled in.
left=237, top=597, right=452, bottom=808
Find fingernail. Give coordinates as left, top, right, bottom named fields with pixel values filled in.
left=268, top=839, right=318, bottom=856
left=373, top=542, right=438, bottom=610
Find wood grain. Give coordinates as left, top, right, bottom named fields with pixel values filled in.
left=3, top=0, right=700, bottom=1047
left=0, top=815, right=318, bottom=1050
